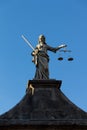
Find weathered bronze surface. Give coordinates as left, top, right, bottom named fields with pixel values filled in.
left=32, top=35, right=66, bottom=80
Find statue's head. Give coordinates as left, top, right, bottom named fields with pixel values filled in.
left=38, top=35, right=45, bottom=43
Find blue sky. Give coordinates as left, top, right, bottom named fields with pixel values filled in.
left=0, top=0, right=87, bottom=114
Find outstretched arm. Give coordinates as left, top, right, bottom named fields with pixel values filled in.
left=47, top=44, right=67, bottom=53
left=56, top=44, right=67, bottom=51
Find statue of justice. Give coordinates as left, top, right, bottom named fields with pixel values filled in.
left=22, top=34, right=67, bottom=80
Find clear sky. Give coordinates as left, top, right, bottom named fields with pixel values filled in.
left=0, top=0, right=87, bottom=115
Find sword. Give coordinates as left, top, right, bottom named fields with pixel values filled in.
left=21, top=35, right=35, bottom=51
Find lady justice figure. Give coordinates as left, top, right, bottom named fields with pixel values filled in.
left=32, top=35, right=66, bottom=80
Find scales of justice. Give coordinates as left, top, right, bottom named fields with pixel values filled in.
left=22, top=34, right=74, bottom=80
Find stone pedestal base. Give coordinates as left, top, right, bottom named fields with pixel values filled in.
left=26, top=79, right=62, bottom=95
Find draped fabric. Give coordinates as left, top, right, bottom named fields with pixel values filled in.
left=34, top=51, right=49, bottom=79
left=33, top=43, right=57, bottom=80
